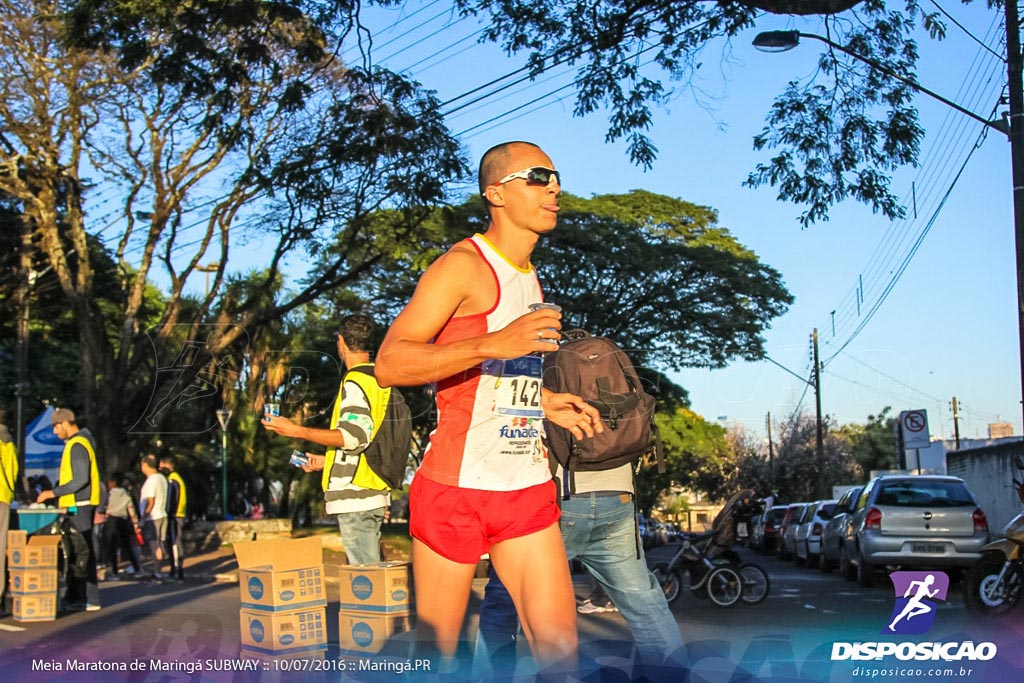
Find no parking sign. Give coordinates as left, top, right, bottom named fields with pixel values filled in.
left=899, top=409, right=930, bottom=449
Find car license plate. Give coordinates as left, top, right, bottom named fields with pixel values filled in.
left=911, top=543, right=944, bottom=553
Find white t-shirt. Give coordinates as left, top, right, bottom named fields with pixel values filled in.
left=140, top=472, right=168, bottom=522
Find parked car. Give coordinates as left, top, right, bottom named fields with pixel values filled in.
left=794, top=499, right=838, bottom=567
left=843, top=475, right=990, bottom=587
left=753, top=506, right=788, bottom=554
left=637, top=514, right=651, bottom=548
left=779, top=503, right=808, bottom=561
left=651, top=521, right=669, bottom=547
left=820, top=485, right=863, bottom=573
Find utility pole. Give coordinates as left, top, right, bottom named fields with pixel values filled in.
left=1004, top=0, right=1024, bottom=433
left=14, top=219, right=32, bottom=495
left=951, top=396, right=962, bottom=450
left=216, top=408, right=233, bottom=519
left=765, top=411, right=775, bottom=492
left=812, top=329, right=825, bottom=498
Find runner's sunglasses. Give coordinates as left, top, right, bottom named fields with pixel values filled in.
left=493, top=166, right=561, bottom=187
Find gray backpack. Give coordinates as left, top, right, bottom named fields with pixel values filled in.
left=542, top=331, right=664, bottom=495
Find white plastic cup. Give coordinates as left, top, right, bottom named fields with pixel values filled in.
left=529, top=302, right=562, bottom=354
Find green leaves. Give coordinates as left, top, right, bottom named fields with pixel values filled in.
left=534, top=190, right=793, bottom=370
left=454, top=0, right=952, bottom=224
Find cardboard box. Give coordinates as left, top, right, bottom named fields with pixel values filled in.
left=6, top=532, right=60, bottom=569
left=233, top=536, right=326, bottom=612
left=338, top=562, right=412, bottom=614
left=9, top=568, right=59, bottom=594
left=337, top=612, right=416, bottom=654
left=239, top=607, right=327, bottom=655
left=12, top=594, right=57, bottom=622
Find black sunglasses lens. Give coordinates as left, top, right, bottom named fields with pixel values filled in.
left=526, top=168, right=558, bottom=186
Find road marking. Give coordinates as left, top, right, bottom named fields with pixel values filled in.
left=0, top=624, right=26, bottom=632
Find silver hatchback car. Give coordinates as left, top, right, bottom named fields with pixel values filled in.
left=844, top=475, right=989, bottom=587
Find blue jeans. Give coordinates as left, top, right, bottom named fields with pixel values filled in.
left=561, top=493, right=684, bottom=664
left=336, top=507, right=385, bottom=565
left=473, top=565, right=520, bottom=676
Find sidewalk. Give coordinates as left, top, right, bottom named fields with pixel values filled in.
left=159, top=536, right=396, bottom=584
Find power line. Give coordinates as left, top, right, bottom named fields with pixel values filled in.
left=837, top=350, right=946, bottom=405
left=929, top=0, right=1005, bottom=61
left=817, top=14, right=1006, bottom=361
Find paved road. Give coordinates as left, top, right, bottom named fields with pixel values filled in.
left=1, top=543, right=1022, bottom=681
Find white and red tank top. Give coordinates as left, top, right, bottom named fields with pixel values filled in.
left=417, top=234, right=552, bottom=491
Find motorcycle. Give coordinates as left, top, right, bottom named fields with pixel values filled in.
left=964, top=458, right=1024, bottom=616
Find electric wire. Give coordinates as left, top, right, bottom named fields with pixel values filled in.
left=817, top=14, right=1005, bottom=365
left=928, top=0, right=1005, bottom=61
left=837, top=350, right=947, bottom=405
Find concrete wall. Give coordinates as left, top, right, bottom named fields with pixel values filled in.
left=184, top=518, right=293, bottom=551
left=947, top=441, right=1024, bottom=533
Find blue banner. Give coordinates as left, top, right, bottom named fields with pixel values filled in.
left=24, top=406, right=62, bottom=480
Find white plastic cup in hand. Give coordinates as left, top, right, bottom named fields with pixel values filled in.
left=263, top=403, right=280, bottom=422
left=529, top=302, right=562, bottom=354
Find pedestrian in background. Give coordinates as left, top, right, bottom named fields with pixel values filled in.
left=103, top=473, right=141, bottom=579
left=0, top=423, right=18, bottom=616
left=159, top=455, right=187, bottom=581
left=138, top=454, right=168, bottom=581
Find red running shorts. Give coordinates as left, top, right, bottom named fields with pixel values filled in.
left=409, top=475, right=560, bottom=564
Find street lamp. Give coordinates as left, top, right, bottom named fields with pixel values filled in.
left=754, top=19, right=1024, bottom=431
left=197, top=261, right=220, bottom=297
left=216, top=408, right=232, bottom=519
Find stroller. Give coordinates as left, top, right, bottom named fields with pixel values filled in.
left=651, top=489, right=770, bottom=607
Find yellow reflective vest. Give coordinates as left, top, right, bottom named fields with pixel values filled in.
left=57, top=433, right=101, bottom=508
left=168, top=470, right=187, bottom=517
left=321, top=365, right=390, bottom=493
left=0, top=439, right=18, bottom=505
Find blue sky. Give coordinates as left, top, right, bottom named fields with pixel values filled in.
left=283, top=2, right=1020, bottom=440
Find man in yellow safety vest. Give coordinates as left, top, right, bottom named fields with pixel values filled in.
left=1, top=423, right=18, bottom=616
left=37, top=407, right=102, bottom=611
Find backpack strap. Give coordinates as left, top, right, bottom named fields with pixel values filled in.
left=593, top=376, right=640, bottom=429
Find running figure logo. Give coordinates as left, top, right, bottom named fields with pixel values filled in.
left=884, top=571, right=949, bottom=635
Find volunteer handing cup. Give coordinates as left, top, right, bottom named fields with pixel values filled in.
left=263, top=402, right=280, bottom=422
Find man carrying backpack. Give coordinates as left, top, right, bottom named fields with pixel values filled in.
left=478, top=335, right=684, bottom=674
left=263, top=314, right=400, bottom=565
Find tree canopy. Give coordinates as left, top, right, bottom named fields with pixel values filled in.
left=0, top=0, right=467, bottom=470
left=56, top=0, right=1001, bottom=227
left=365, top=191, right=794, bottom=370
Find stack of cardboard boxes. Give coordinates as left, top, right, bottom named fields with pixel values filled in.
left=337, top=561, right=415, bottom=655
left=234, top=536, right=327, bottom=658
left=6, top=530, right=61, bottom=622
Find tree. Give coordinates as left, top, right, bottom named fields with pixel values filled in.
left=60, top=0, right=976, bottom=225
left=454, top=0, right=978, bottom=226
left=359, top=190, right=792, bottom=502
left=730, top=424, right=775, bottom=498
left=0, top=0, right=467, bottom=471
left=371, top=191, right=794, bottom=370
left=643, top=407, right=735, bottom=513
left=771, top=410, right=859, bottom=502
left=840, top=406, right=898, bottom=479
